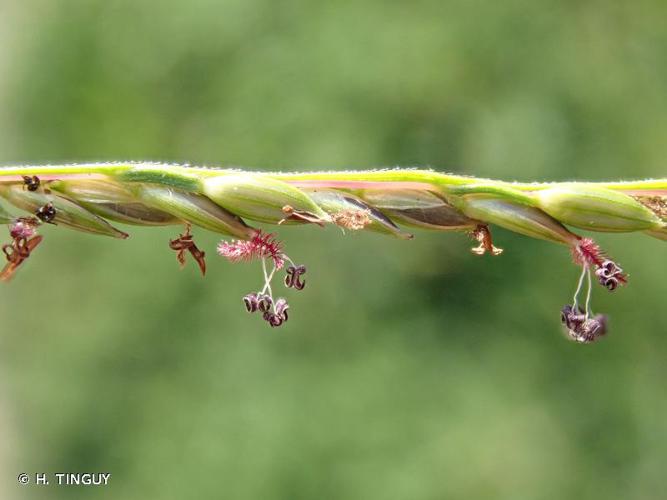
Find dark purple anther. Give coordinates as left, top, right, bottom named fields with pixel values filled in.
left=274, top=298, right=289, bottom=322
left=585, top=315, right=608, bottom=337
left=603, top=277, right=619, bottom=291
left=22, top=175, right=40, bottom=192
left=595, top=267, right=611, bottom=280
left=600, top=260, right=619, bottom=275
left=572, top=315, right=608, bottom=343
left=561, top=305, right=586, bottom=331
left=270, top=315, right=284, bottom=327
left=595, top=260, right=624, bottom=291
left=562, top=305, right=608, bottom=343
left=262, top=311, right=283, bottom=327
left=284, top=265, right=306, bottom=290
left=257, top=293, right=273, bottom=313
left=243, top=292, right=259, bottom=313
left=35, top=203, right=56, bottom=224
left=561, top=305, right=573, bottom=325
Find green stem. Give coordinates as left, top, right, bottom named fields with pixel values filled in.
left=0, top=163, right=665, bottom=198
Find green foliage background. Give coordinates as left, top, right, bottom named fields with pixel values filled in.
left=1, top=1, right=666, bottom=499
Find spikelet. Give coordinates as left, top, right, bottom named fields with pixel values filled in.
left=0, top=163, right=664, bottom=333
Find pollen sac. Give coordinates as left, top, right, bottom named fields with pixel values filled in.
left=22, top=175, right=41, bottom=192
left=586, top=315, right=608, bottom=337
left=263, top=299, right=289, bottom=327
left=243, top=293, right=260, bottom=313
left=600, top=276, right=619, bottom=291
left=35, top=202, right=57, bottom=223
left=0, top=185, right=128, bottom=239
left=594, top=259, right=625, bottom=291
left=561, top=305, right=608, bottom=343
left=568, top=315, right=608, bottom=343
left=596, top=259, right=621, bottom=277
left=257, top=293, right=273, bottom=313
left=274, top=298, right=289, bottom=322
left=203, top=174, right=329, bottom=225
left=285, top=265, right=306, bottom=290
left=561, top=304, right=586, bottom=332
left=246, top=295, right=290, bottom=327
left=263, top=311, right=284, bottom=327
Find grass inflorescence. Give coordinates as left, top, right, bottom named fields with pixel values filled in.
left=1, top=163, right=665, bottom=338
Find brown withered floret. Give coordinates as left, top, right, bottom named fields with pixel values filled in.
left=280, top=205, right=327, bottom=226
left=1, top=218, right=43, bottom=282
left=169, top=224, right=206, bottom=276
left=331, top=209, right=372, bottom=230
left=634, top=195, right=667, bottom=219
left=470, top=224, right=503, bottom=256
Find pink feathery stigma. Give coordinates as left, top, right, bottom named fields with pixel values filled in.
left=217, top=230, right=285, bottom=269
left=572, top=238, right=605, bottom=268
left=572, top=238, right=627, bottom=285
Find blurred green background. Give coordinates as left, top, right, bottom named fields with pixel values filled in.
left=1, top=1, right=666, bottom=499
